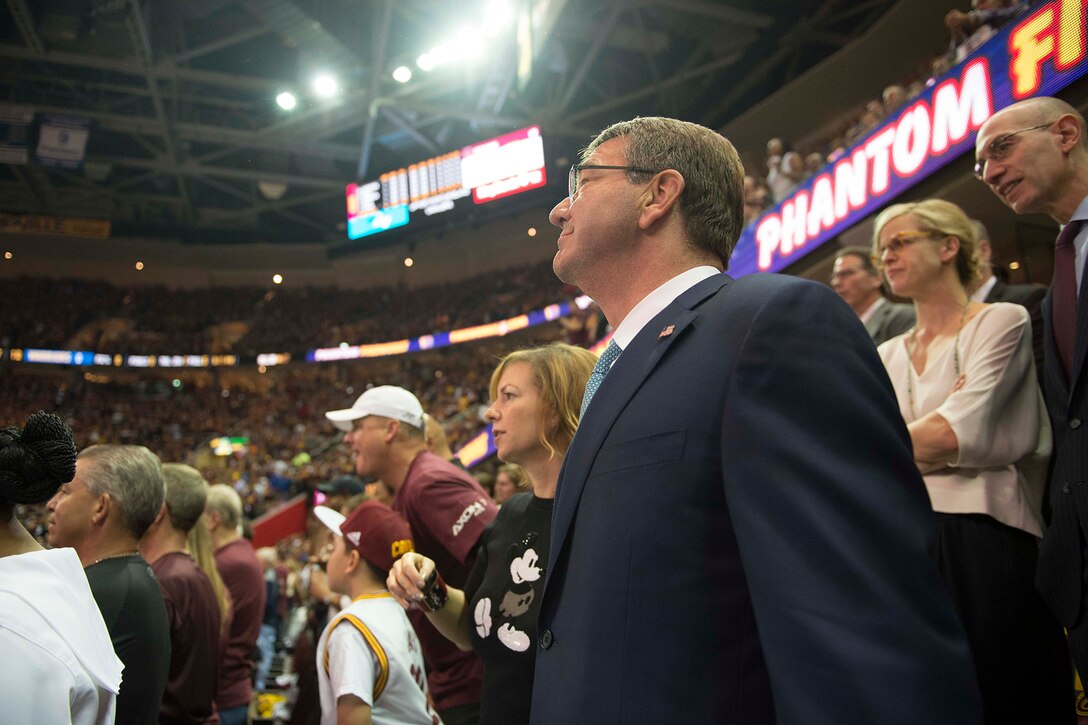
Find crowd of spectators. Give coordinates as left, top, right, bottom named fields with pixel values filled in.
left=5, top=322, right=565, bottom=536
left=741, top=0, right=1031, bottom=227
left=0, top=259, right=569, bottom=357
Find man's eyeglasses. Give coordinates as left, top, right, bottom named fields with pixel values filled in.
left=974, top=122, right=1055, bottom=180
left=872, top=230, right=939, bottom=264
left=829, top=266, right=867, bottom=283
left=568, top=164, right=659, bottom=198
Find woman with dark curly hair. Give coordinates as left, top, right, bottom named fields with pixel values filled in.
left=0, top=411, right=123, bottom=725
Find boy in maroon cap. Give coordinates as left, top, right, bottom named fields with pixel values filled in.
left=313, top=501, right=442, bottom=725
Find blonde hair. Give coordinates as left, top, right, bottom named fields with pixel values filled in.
left=489, top=343, right=597, bottom=460
left=871, top=198, right=981, bottom=286
left=187, top=522, right=232, bottom=637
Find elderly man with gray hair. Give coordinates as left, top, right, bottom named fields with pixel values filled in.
left=46, top=444, right=171, bottom=725
left=204, top=483, right=265, bottom=725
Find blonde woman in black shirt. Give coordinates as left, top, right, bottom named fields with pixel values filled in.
left=388, top=342, right=595, bottom=725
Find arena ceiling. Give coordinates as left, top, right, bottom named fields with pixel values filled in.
left=0, top=0, right=897, bottom=247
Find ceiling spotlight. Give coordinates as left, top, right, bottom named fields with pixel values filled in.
left=3, top=251, right=11, bottom=260
left=416, top=53, right=435, bottom=72
left=392, top=65, right=412, bottom=83
left=273, top=274, right=283, bottom=285
left=276, top=91, right=297, bottom=110
left=527, top=227, right=537, bottom=237
left=483, top=0, right=512, bottom=35
left=1009, top=261, right=1021, bottom=270
left=404, top=257, right=414, bottom=267
left=312, top=74, right=339, bottom=97
left=135, top=261, right=144, bottom=270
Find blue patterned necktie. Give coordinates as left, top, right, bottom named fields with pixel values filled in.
left=580, top=339, right=622, bottom=418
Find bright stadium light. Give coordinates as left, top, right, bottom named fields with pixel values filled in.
left=312, top=74, right=339, bottom=97
left=276, top=91, right=297, bottom=110
left=272, top=274, right=283, bottom=285
left=393, top=65, right=412, bottom=83
left=483, top=0, right=512, bottom=36
left=416, top=53, right=435, bottom=72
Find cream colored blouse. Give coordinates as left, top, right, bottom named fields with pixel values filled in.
left=878, top=303, right=1051, bottom=537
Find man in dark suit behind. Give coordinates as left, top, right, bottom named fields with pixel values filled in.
left=530, top=116, right=979, bottom=724
left=830, top=246, right=915, bottom=345
left=969, top=218, right=1046, bottom=373
left=977, top=96, right=1088, bottom=680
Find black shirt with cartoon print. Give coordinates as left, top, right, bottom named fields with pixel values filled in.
left=465, top=492, right=553, bottom=725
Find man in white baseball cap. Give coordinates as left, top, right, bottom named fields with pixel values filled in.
left=325, top=385, right=497, bottom=724
left=325, top=385, right=425, bottom=432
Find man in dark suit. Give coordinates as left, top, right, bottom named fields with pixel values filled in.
left=968, top=218, right=1046, bottom=373
left=831, top=245, right=915, bottom=345
left=531, top=116, right=979, bottom=724
left=977, top=96, right=1088, bottom=679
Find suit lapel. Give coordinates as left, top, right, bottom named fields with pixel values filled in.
left=548, top=274, right=731, bottom=574
left=863, top=304, right=884, bottom=338
left=1044, top=289, right=1071, bottom=402
left=1069, top=269, right=1088, bottom=399
left=985, top=279, right=1006, bottom=304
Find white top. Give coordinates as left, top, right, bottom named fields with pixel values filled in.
left=0, top=547, right=124, bottom=725
left=609, top=266, right=721, bottom=357
left=317, top=593, right=441, bottom=725
left=878, top=303, right=1050, bottom=536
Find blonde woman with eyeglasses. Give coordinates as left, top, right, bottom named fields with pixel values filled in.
left=872, top=198, right=1071, bottom=722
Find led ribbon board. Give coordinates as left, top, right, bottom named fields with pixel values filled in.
left=729, top=0, right=1088, bottom=276
left=346, top=125, right=546, bottom=240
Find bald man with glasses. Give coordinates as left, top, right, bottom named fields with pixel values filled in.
left=976, top=96, right=1088, bottom=683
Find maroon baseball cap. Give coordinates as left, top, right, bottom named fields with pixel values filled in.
left=314, top=501, right=414, bottom=572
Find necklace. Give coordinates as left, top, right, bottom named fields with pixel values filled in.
left=904, top=298, right=969, bottom=413
left=91, top=550, right=138, bottom=566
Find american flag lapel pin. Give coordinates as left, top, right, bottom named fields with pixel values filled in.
left=659, top=324, right=675, bottom=338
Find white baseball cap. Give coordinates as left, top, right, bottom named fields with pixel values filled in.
left=325, top=385, right=425, bottom=432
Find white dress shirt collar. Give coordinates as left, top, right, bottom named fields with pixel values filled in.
left=858, top=296, right=887, bottom=325
left=609, top=266, right=721, bottom=351
left=1068, top=194, right=1088, bottom=293
left=971, top=274, right=997, bottom=303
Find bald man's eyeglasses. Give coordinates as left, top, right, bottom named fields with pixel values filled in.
left=974, top=122, right=1055, bottom=180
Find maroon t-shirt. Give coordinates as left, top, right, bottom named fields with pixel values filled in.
left=152, top=551, right=222, bottom=725
left=214, top=538, right=266, bottom=710
left=393, top=450, right=498, bottom=712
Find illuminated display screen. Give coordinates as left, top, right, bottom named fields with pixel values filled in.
left=730, top=0, right=1088, bottom=276
left=346, top=125, right=546, bottom=240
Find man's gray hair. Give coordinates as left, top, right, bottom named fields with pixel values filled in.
left=583, top=117, right=745, bottom=266
left=78, top=444, right=165, bottom=539
left=205, top=483, right=244, bottom=529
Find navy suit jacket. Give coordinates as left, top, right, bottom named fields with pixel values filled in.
left=1036, top=270, right=1088, bottom=674
left=985, top=278, right=1046, bottom=378
left=530, top=272, right=979, bottom=724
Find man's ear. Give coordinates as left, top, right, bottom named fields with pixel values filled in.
left=151, top=502, right=168, bottom=529
left=1057, top=114, right=1082, bottom=154
left=91, top=492, right=111, bottom=527
left=384, top=419, right=400, bottom=444
left=346, top=548, right=361, bottom=574
left=639, top=169, right=685, bottom=230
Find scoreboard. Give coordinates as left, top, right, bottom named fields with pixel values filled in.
left=346, top=125, right=546, bottom=240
